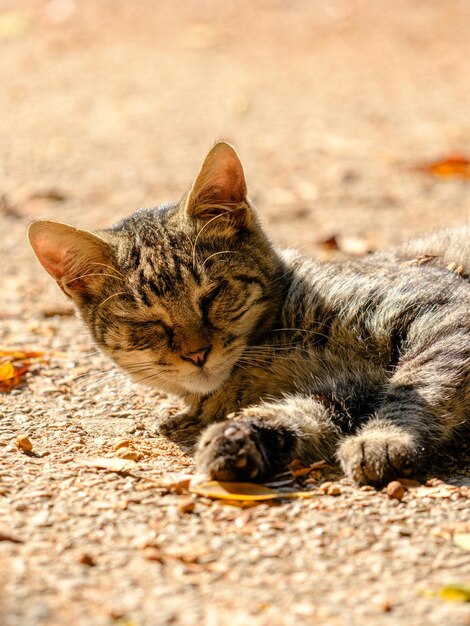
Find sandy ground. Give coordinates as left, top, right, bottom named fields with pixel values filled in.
left=1, top=1, right=470, bottom=625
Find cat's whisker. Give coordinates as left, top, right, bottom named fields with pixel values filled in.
left=75, top=372, right=125, bottom=393
left=191, top=210, right=231, bottom=269
left=202, top=250, right=238, bottom=270
left=97, top=292, right=126, bottom=308
left=89, top=262, right=126, bottom=279
left=68, top=272, right=125, bottom=285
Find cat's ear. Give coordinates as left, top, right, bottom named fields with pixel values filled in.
left=28, top=220, right=114, bottom=299
left=185, top=141, right=252, bottom=231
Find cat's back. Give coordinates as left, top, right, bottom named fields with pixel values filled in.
left=278, top=228, right=470, bottom=344
left=383, top=224, right=470, bottom=279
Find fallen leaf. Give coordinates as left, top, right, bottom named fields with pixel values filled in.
left=403, top=254, right=437, bottom=266
left=0, top=348, right=49, bottom=392
left=453, top=534, right=470, bottom=552
left=289, top=459, right=329, bottom=477
left=74, top=457, right=137, bottom=472
left=0, top=349, right=46, bottom=359
left=190, top=481, right=316, bottom=501
left=414, top=155, right=470, bottom=179
left=438, top=584, right=470, bottom=602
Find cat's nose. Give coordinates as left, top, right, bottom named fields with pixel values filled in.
left=180, top=346, right=212, bottom=368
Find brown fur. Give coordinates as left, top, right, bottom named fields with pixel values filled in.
left=29, top=142, right=470, bottom=485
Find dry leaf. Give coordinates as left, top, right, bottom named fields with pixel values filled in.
left=289, top=459, right=329, bottom=477
left=414, top=155, right=470, bottom=179
left=438, top=584, right=470, bottom=602
left=190, top=481, right=316, bottom=501
left=0, top=349, right=46, bottom=359
left=74, top=457, right=137, bottom=472
left=453, top=534, right=470, bottom=552
left=0, top=349, right=48, bottom=392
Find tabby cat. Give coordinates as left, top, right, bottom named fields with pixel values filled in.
left=28, top=142, right=470, bottom=485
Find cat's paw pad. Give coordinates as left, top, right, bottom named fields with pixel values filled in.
left=338, top=427, right=419, bottom=485
left=195, top=421, right=267, bottom=482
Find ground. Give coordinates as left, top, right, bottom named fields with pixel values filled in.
left=1, top=1, right=470, bottom=625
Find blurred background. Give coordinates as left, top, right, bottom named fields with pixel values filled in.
left=1, top=0, right=470, bottom=311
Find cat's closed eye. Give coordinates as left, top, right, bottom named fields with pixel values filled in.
left=123, top=319, right=171, bottom=350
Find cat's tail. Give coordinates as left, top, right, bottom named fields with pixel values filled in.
left=396, top=224, right=470, bottom=278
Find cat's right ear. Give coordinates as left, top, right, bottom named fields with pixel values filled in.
left=185, top=142, right=252, bottom=233
left=28, top=220, right=114, bottom=299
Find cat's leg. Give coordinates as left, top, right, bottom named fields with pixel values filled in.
left=338, top=327, right=470, bottom=484
left=195, top=395, right=341, bottom=481
left=157, top=395, right=203, bottom=436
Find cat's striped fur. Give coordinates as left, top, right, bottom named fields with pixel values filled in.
left=29, top=142, right=470, bottom=485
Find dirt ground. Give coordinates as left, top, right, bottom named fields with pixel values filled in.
left=1, top=1, right=470, bottom=625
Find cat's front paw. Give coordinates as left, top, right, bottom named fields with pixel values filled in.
left=158, top=411, right=200, bottom=437
left=195, top=421, right=267, bottom=481
left=338, top=423, right=421, bottom=486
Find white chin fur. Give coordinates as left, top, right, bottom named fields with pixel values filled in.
left=181, top=367, right=231, bottom=395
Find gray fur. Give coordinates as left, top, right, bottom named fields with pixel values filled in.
left=28, top=143, right=470, bottom=485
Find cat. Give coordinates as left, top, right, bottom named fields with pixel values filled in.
left=28, top=142, right=470, bottom=485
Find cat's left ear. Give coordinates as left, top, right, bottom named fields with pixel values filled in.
left=185, top=142, right=252, bottom=231
left=28, top=220, right=114, bottom=299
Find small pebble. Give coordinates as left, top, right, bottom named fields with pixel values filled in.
left=319, top=481, right=341, bottom=495
left=113, top=438, right=132, bottom=451
left=386, top=481, right=405, bottom=500
left=77, top=552, right=96, bottom=566
left=15, top=434, right=33, bottom=452
left=178, top=499, right=196, bottom=514
left=115, top=447, right=142, bottom=461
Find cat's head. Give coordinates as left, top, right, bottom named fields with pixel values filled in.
left=29, top=142, right=284, bottom=396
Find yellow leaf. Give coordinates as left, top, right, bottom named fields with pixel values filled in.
left=190, top=481, right=316, bottom=501
left=0, top=349, right=46, bottom=359
left=438, top=585, right=470, bottom=602
left=0, top=361, right=15, bottom=381
left=453, top=534, right=470, bottom=552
